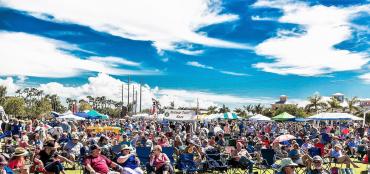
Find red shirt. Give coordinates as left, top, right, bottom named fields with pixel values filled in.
left=84, top=155, right=112, bottom=174
left=314, top=143, right=325, bottom=156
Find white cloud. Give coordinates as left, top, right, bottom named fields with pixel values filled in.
left=88, top=56, right=141, bottom=67
left=219, top=71, right=249, bottom=76
left=1, top=0, right=250, bottom=54
left=186, top=61, right=214, bottom=70
left=1, top=73, right=274, bottom=109
left=186, top=61, right=249, bottom=76
left=252, top=0, right=370, bottom=76
left=0, top=32, right=159, bottom=78
left=251, top=15, right=275, bottom=21
left=359, top=73, right=370, bottom=84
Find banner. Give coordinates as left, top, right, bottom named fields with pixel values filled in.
left=163, top=109, right=196, bottom=121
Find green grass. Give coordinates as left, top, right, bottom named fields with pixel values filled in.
left=64, top=162, right=369, bottom=174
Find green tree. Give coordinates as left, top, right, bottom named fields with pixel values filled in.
left=30, top=98, right=52, bottom=117
left=274, top=105, right=307, bottom=117
left=45, top=94, right=66, bottom=113
left=207, top=106, right=218, bottom=114
left=345, top=97, right=359, bottom=114
left=253, top=104, right=264, bottom=114
left=218, top=104, right=230, bottom=113
left=305, top=94, right=327, bottom=113
left=327, top=97, right=342, bottom=112
left=234, top=108, right=247, bottom=117
left=79, top=101, right=92, bottom=112
left=4, top=97, right=26, bottom=118
left=0, top=86, right=7, bottom=106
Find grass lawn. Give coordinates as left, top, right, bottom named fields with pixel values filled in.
left=65, top=162, right=368, bottom=174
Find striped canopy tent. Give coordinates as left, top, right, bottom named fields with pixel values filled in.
left=223, top=112, right=239, bottom=119
left=203, top=112, right=239, bottom=121
left=272, top=112, right=296, bottom=121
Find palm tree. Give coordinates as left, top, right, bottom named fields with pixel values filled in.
left=234, top=108, right=247, bottom=117
left=254, top=104, right=264, bottom=114
left=0, top=86, right=7, bottom=105
left=243, top=105, right=254, bottom=114
left=305, top=94, right=327, bottom=113
left=218, top=104, right=230, bottom=113
left=327, top=97, right=342, bottom=112
left=345, top=97, right=360, bottom=114
left=207, top=106, right=218, bottom=114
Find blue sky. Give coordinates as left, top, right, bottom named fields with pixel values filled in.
left=0, top=0, right=369, bottom=108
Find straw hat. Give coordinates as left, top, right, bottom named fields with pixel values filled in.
left=334, top=144, right=342, bottom=149
left=71, top=134, right=79, bottom=140
left=121, top=144, right=131, bottom=151
left=13, top=147, right=28, bottom=157
left=279, top=158, right=298, bottom=171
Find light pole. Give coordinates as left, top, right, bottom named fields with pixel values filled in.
left=363, top=109, right=369, bottom=127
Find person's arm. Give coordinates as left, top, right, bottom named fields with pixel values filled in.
left=56, top=154, right=73, bottom=164
left=84, top=158, right=96, bottom=174
left=117, top=154, right=134, bottom=164
left=163, top=153, right=170, bottom=163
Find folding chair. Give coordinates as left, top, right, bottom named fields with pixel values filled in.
left=135, top=147, right=151, bottom=168
left=203, top=148, right=229, bottom=173
left=162, top=147, right=175, bottom=165
left=294, top=139, right=304, bottom=147
left=176, top=153, right=199, bottom=174
left=257, top=149, right=276, bottom=174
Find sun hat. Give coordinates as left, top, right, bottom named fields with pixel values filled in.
left=312, top=156, right=323, bottom=163
left=13, top=147, right=28, bottom=157
left=121, top=144, right=131, bottom=151
left=279, top=158, right=298, bottom=171
left=71, top=134, right=79, bottom=140
left=334, top=144, right=342, bottom=149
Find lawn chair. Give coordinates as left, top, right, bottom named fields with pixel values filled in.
left=203, top=148, right=229, bottom=173
left=162, top=147, right=175, bottom=164
left=256, top=149, right=276, bottom=174
left=135, top=147, right=151, bottom=168
left=295, top=139, right=304, bottom=147
left=308, top=147, right=321, bottom=157
left=228, top=139, right=237, bottom=147
left=176, top=153, right=199, bottom=174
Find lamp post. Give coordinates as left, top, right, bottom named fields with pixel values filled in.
left=363, top=109, right=369, bottom=127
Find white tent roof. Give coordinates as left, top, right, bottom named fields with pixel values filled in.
left=57, top=114, right=86, bottom=120
left=307, top=112, right=363, bottom=121
left=249, top=114, right=271, bottom=121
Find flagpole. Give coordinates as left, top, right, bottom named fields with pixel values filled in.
left=139, top=83, right=142, bottom=113
left=127, top=76, right=130, bottom=114
left=135, top=90, right=138, bottom=114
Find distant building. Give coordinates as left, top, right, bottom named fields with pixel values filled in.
left=332, top=93, right=345, bottom=103
left=271, top=95, right=297, bottom=110
left=360, top=100, right=370, bottom=107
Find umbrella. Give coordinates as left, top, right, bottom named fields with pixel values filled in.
left=273, top=134, right=296, bottom=143
left=272, top=112, right=296, bottom=121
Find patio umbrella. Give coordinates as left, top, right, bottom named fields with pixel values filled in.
left=272, top=112, right=295, bottom=121
left=273, top=134, right=296, bottom=143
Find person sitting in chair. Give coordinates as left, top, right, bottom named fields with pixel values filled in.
left=329, top=144, right=359, bottom=168
left=116, top=145, right=143, bottom=174
left=307, top=156, right=330, bottom=174
left=230, top=142, right=254, bottom=174
left=84, top=144, right=122, bottom=174
left=276, top=158, right=297, bottom=174
left=148, top=145, right=173, bottom=174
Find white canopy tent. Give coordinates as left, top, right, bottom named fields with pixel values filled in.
left=249, top=114, right=272, bottom=121
left=56, top=113, right=86, bottom=120
left=204, top=113, right=240, bottom=121
left=307, top=112, right=363, bottom=121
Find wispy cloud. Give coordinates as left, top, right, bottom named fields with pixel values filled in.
left=186, top=61, right=214, bottom=70
left=251, top=15, right=275, bottom=21
left=220, top=71, right=249, bottom=76
left=252, top=0, right=370, bottom=76
left=359, top=73, right=370, bottom=84
left=0, top=32, right=159, bottom=78
left=2, top=0, right=250, bottom=55
left=186, top=61, right=249, bottom=76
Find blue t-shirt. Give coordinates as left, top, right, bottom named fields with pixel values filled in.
left=119, top=155, right=138, bottom=169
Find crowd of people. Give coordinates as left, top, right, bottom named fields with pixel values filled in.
left=0, top=117, right=369, bottom=174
